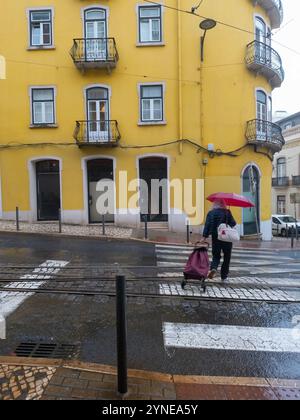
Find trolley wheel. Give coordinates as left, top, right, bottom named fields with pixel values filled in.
left=181, top=280, right=187, bottom=290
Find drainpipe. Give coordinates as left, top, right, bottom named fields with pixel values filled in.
left=177, top=0, right=183, bottom=154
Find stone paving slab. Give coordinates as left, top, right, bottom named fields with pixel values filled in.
left=1, top=357, right=300, bottom=400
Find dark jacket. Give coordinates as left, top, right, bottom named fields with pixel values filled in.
left=203, top=208, right=236, bottom=239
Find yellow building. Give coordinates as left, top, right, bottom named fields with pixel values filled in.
left=0, top=0, right=285, bottom=240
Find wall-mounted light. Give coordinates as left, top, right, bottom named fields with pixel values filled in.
left=200, top=19, right=217, bottom=62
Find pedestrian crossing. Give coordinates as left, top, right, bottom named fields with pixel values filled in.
left=155, top=244, right=300, bottom=302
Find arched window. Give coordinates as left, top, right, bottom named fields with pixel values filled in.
left=277, top=157, right=286, bottom=179
left=86, top=87, right=110, bottom=141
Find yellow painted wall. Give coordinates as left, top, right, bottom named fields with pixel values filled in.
left=0, top=0, right=282, bottom=236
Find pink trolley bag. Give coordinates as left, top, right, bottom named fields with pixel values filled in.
left=182, top=242, right=210, bottom=293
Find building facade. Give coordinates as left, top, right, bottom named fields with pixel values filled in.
left=0, top=0, right=285, bottom=239
left=272, top=112, right=300, bottom=218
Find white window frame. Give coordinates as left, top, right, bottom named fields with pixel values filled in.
left=138, top=83, right=166, bottom=126
left=136, top=3, right=165, bottom=47
left=29, top=86, right=57, bottom=127
left=27, top=7, right=55, bottom=49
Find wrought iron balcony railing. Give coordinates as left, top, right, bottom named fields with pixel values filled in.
left=246, top=119, right=285, bottom=153
left=74, top=120, right=121, bottom=147
left=246, top=41, right=284, bottom=88
left=272, top=177, right=290, bottom=187
left=292, top=176, right=300, bottom=187
left=70, top=38, right=119, bottom=70
left=252, top=0, right=283, bottom=29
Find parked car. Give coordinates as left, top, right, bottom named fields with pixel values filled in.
left=272, top=215, right=300, bottom=236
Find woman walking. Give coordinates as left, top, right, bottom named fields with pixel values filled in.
left=202, top=199, right=237, bottom=281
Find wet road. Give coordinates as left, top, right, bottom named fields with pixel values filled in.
left=0, top=232, right=300, bottom=380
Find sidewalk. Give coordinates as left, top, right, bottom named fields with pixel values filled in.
left=0, top=220, right=298, bottom=250
left=0, top=357, right=300, bottom=400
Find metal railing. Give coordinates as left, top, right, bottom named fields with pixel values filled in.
left=292, top=176, right=300, bottom=186
left=246, top=41, right=284, bottom=86
left=246, top=119, right=285, bottom=152
left=74, top=120, right=121, bottom=145
left=70, top=38, right=119, bottom=65
left=272, top=177, right=290, bottom=187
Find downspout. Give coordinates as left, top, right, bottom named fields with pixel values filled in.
left=177, top=0, right=183, bottom=154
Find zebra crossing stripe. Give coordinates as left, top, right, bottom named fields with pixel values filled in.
left=0, top=260, right=69, bottom=339
left=163, top=322, right=300, bottom=353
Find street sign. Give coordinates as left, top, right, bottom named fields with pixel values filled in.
left=0, top=55, right=6, bottom=79
left=290, top=193, right=300, bottom=204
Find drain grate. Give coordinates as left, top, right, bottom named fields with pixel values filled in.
left=14, top=342, right=79, bottom=359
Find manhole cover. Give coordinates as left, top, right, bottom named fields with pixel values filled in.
left=14, top=342, right=79, bottom=359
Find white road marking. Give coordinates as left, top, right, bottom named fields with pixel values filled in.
left=155, top=244, right=279, bottom=255
left=0, top=260, right=69, bottom=339
left=156, top=249, right=293, bottom=261
left=163, top=322, right=300, bottom=353
left=156, top=254, right=274, bottom=266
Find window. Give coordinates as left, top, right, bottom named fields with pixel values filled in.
left=140, top=85, right=163, bottom=123
left=29, top=10, right=52, bottom=47
left=277, top=196, right=286, bottom=214
left=31, top=88, right=55, bottom=125
left=138, top=6, right=162, bottom=43
left=277, top=157, right=286, bottom=179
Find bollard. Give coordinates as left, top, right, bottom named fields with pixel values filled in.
left=58, top=209, right=62, bottom=233
left=291, top=226, right=295, bottom=249
left=296, top=223, right=299, bottom=241
left=16, top=207, right=20, bottom=231
left=286, top=224, right=289, bottom=238
left=102, top=214, right=106, bottom=236
left=186, top=220, right=190, bottom=244
left=116, top=275, right=128, bottom=396
left=144, top=216, right=148, bottom=240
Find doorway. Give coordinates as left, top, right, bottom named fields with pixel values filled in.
left=139, top=157, right=168, bottom=222
left=243, top=165, right=260, bottom=235
left=36, top=160, right=60, bottom=221
left=87, top=159, right=115, bottom=223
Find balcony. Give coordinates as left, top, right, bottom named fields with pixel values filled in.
left=246, top=41, right=284, bottom=88
left=252, top=0, right=283, bottom=29
left=246, top=119, right=285, bottom=153
left=292, top=176, right=300, bottom=187
left=272, top=177, right=290, bottom=187
left=74, top=120, right=121, bottom=147
left=70, top=38, right=119, bottom=72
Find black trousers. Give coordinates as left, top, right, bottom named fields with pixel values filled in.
left=211, top=238, right=233, bottom=280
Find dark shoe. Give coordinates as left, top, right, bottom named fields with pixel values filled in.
left=208, top=269, right=217, bottom=279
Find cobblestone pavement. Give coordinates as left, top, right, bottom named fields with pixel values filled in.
left=1, top=359, right=300, bottom=400
left=0, top=221, right=132, bottom=239
left=0, top=364, right=56, bottom=400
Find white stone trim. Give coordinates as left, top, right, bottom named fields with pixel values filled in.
left=28, top=85, right=57, bottom=126
left=26, top=7, right=55, bottom=49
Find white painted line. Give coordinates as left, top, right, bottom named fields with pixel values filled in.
left=163, top=322, right=300, bottom=353
left=155, top=244, right=279, bottom=254
left=0, top=260, right=69, bottom=338
left=156, top=254, right=274, bottom=266
left=155, top=249, right=293, bottom=260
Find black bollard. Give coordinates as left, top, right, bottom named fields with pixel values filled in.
left=186, top=220, right=190, bottom=244
left=16, top=207, right=20, bottom=231
left=144, top=216, right=148, bottom=240
left=58, top=209, right=62, bottom=233
left=102, top=214, right=106, bottom=236
left=116, top=275, right=128, bottom=396
left=291, top=226, right=295, bottom=249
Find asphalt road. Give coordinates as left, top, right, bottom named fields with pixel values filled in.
left=0, top=232, right=300, bottom=379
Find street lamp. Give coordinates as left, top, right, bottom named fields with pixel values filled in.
left=200, top=19, right=217, bottom=62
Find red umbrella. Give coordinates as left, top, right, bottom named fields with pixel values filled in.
left=207, top=192, right=255, bottom=208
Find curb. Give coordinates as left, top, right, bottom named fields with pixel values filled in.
left=1, top=356, right=300, bottom=389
